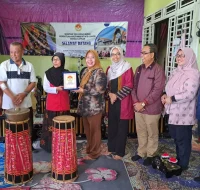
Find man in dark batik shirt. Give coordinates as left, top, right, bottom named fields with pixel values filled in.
left=131, top=44, right=166, bottom=166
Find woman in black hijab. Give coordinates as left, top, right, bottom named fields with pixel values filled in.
left=40, top=52, right=70, bottom=152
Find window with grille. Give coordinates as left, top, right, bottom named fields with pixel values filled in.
left=179, top=0, right=196, bottom=8
left=142, top=25, right=155, bottom=46
left=166, top=2, right=177, bottom=15
left=155, top=10, right=162, bottom=20
left=165, top=10, right=193, bottom=80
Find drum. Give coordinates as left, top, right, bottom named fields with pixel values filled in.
left=5, top=108, right=30, bottom=122
left=4, top=111, right=33, bottom=184
left=52, top=115, right=78, bottom=182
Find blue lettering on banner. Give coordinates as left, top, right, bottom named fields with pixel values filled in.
left=77, top=42, right=91, bottom=45
left=62, top=41, right=77, bottom=45
left=62, top=41, right=91, bottom=45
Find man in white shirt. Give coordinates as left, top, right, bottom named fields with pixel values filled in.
left=0, top=41, right=36, bottom=140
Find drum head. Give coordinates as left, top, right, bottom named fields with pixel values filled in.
left=5, top=108, right=30, bottom=121
left=53, top=115, right=75, bottom=123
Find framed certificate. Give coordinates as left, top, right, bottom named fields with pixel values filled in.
left=63, top=72, right=78, bottom=90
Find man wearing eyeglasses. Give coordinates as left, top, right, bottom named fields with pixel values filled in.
left=131, top=43, right=166, bottom=166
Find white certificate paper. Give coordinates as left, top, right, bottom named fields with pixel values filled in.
left=63, top=72, right=78, bottom=90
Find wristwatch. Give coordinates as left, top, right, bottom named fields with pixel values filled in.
left=141, top=102, right=146, bottom=107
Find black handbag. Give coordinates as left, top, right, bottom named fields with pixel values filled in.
left=152, top=155, right=182, bottom=178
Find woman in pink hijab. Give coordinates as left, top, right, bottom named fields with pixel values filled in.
left=161, top=47, right=200, bottom=171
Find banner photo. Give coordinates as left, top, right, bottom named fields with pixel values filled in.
left=21, top=22, right=128, bottom=57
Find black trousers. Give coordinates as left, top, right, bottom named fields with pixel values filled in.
left=168, top=124, right=192, bottom=168
left=107, top=99, right=129, bottom=157
left=28, top=107, right=34, bottom=143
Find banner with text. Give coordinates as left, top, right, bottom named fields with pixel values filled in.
left=21, top=22, right=128, bottom=57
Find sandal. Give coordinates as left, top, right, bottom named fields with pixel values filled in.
left=113, top=155, right=122, bottom=160
left=81, top=149, right=88, bottom=154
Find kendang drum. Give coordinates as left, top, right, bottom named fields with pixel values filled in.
left=4, top=108, right=33, bottom=184
left=52, top=115, right=78, bottom=182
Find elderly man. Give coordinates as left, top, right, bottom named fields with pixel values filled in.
left=0, top=42, right=36, bottom=139
left=131, top=43, right=166, bottom=166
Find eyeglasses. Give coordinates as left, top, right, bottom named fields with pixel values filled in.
left=140, top=52, right=151, bottom=55
left=176, top=54, right=185, bottom=58
left=53, top=58, right=60, bottom=61
left=111, top=52, right=120, bottom=57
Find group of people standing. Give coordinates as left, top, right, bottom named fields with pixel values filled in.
left=0, top=41, right=200, bottom=180
left=72, top=43, right=200, bottom=176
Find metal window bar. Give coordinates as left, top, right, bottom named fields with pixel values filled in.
left=155, top=10, right=162, bottom=20
left=165, top=2, right=177, bottom=15
left=166, top=16, right=176, bottom=78
left=146, top=16, right=152, bottom=23
left=179, top=0, right=195, bottom=8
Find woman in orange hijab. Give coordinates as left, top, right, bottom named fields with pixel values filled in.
left=75, top=50, right=107, bottom=160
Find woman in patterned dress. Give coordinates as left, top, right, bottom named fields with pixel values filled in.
left=75, top=50, right=107, bottom=160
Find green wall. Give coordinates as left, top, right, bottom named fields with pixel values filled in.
left=144, top=0, right=175, bottom=16
left=0, top=55, right=141, bottom=80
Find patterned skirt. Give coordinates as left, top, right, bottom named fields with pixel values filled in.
left=40, top=110, right=70, bottom=153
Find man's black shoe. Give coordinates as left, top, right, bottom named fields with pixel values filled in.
left=131, top=155, right=142, bottom=161
left=143, top=157, right=152, bottom=166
